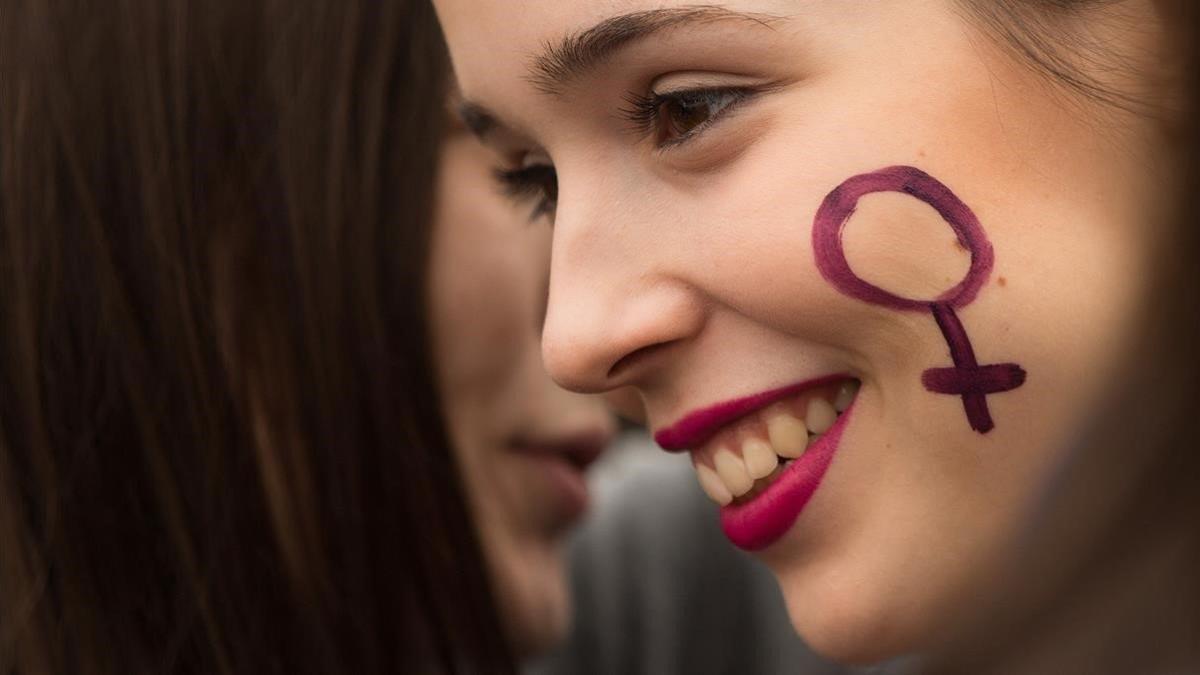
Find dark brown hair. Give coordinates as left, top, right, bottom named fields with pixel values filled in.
left=930, top=1, right=1200, bottom=672
left=0, top=1, right=514, bottom=672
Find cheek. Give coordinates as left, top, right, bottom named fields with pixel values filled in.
left=840, top=192, right=973, bottom=302
left=429, top=237, right=533, bottom=413
left=663, top=138, right=912, bottom=353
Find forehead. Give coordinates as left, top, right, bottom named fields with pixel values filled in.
left=435, top=0, right=623, bottom=93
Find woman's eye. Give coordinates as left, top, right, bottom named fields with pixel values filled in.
left=625, top=87, right=752, bottom=147
left=493, top=163, right=558, bottom=223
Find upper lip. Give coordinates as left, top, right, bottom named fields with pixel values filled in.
left=509, top=428, right=612, bottom=471
left=653, top=374, right=850, bottom=451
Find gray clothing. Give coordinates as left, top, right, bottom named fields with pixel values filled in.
left=527, top=435, right=902, bottom=675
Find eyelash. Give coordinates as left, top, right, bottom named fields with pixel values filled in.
left=494, top=164, right=557, bottom=223
left=621, top=86, right=756, bottom=148
left=492, top=86, right=759, bottom=222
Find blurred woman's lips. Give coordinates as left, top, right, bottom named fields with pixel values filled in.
left=508, top=429, right=612, bottom=527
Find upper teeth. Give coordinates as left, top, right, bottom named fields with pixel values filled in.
left=767, top=410, right=808, bottom=459
left=806, top=398, right=837, bottom=434
left=834, top=382, right=856, bottom=412
left=712, top=448, right=754, bottom=499
left=742, top=438, right=779, bottom=480
left=695, top=464, right=734, bottom=506
left=691, top=380, right=859, bottom=506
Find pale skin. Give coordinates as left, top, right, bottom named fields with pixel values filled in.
left=434, top=0, right=1175, bottom=663
left=428, top=118, right=616, bottom=657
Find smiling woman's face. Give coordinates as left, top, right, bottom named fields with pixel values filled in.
left=434, top=0, right=1173, bottom=663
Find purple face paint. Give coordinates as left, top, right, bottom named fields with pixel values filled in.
left=812, top=166, right=1026, bottom=433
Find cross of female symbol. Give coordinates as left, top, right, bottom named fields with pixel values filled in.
left=811, top=166, right=1027, bottom=434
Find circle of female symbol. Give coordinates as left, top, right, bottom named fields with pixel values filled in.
left=811, top=165, right=1026, bottom=434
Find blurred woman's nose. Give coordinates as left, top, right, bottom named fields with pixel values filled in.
left=540, top=195, right=706, bottom=394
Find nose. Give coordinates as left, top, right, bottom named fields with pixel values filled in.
left=540, top=198, right=706, bottom=394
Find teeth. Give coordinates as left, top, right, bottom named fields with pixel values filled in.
left=834, top=380, right=859, bottom=412
left=806, top=397, right=838, bottom=435
left=713, top=448, right=754, bottom=497
left=766, top=412, right=809, bottom=459
left=742, top=438, right=778, bottom=480
left=690, top=382, right=862, bottom=506
left=695, top=464, right=733, bottom=506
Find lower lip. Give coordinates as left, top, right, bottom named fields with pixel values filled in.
left=719, top=401, right=855, bottom=551
left=529, top=454, right=590, bottom=525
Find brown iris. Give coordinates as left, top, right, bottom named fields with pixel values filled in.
left=646, top=88, right=749, bottom=146
left=659, top=97, right=714, bottom=140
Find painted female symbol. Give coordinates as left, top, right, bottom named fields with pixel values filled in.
left=811, top=166, right=1026, bottom=433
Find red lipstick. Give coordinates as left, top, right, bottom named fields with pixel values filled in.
left=653, top=375, right=849, bottom=451
left=720, top=401, right=854, bottom=551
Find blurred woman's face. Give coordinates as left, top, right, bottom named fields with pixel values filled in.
left=434, top=0, right=1174, bottom=663
left=428, top=120, right=615, bottom=657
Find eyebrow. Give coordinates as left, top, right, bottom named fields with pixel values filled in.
left=527, top=5, right=782, bottom=97
left=457, top=100, right=498, bottom=138
left=455, top=5, right=782, bottom=141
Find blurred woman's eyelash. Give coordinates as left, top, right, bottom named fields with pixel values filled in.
left=493, top=164, right=557, bottom=223
left=620, top=85, right=757, bottom=148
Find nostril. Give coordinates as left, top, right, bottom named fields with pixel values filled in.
left=543, top=279, right=707, bottom=392
left=606, top=340, right=678, bottom=381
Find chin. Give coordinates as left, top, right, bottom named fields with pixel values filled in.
left=510, top=585, right=570, bottom=658
left=502, top=543, right=573, bottom=658
left=774, top=564, right=927, bottom=666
